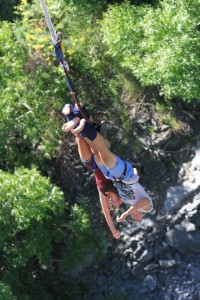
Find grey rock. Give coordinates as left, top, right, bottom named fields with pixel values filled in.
left=179, top=167, right=185, bottom=177
left=179, top=193, right=200, bottom=213
left=161, top=124, right=171, bottom=131
left=137, top=248, right=154, bottom=263
left=152, top=129, right=171, bottom=146
left=180, top=219, right=196, bottom=232
left=133, top=244, right=144, bottom=257
left=144, top=263, right=159, bottom=272
left=144, top=274, right=157, bottom=291
left=125, top=236, right=138, bottom=248
left=162, top=183, right=200, bottom=214
left=190, top=267, right=200, bottom=282
left=77, top=144, right=200, bottom=300
left=158, top=259, right=177, bottom=268
left=123, top=248, right=134, bottom=257
left=164, top=292, right=172, bottom=300
left=165, top=227, right=200, bottom=254
left=138, top=218, right=154, bottom=231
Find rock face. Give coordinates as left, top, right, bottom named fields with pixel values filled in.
left=76, top=141, right=200, bottom=300
left=63, top=98, right=200, bottom=300
left=165, top=226, right=200, bottom=254
left=162, top=148, right=200, bottom=214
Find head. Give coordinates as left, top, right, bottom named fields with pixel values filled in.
left=100, top=187, right=122, bottom=207
left=95, top=168, right=122, bottom=207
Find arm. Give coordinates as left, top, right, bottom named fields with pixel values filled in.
left=116, top=206, right=136, bottom=222
left=98, top=189, right=121, bottom=239
left=116, top=197, right=152, bottom=222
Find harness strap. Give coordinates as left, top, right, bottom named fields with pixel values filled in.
left=113, top=161, right=127, bottom=182
left=119, top=161, right=127, bottom=180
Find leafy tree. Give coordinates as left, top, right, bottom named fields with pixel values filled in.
left=0, top=166, right=65, bottom=298
left=0, top=0, right=128, bottom=171
left=0, top=167, right=106, bottom=299
left=0, top=20, right=66, bottom=169
left=101, top=0, right=200, bottom=100
left=0, top=167, right=65, bottom=267
left=0, top=282, right=17, bottom=300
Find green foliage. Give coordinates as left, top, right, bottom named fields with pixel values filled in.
left=0, top=282, right=17, bottom=300
left=63, top=200, right=106, bottom=272
left=0, top=0, right=127, bottom=171
left=0, top=166, right=65, bottom=269
left=54, top=0, right=123, bottom=111
left=101, top=0, right=200, bottom=100
left=0, top=21, right=65, bottom=168
left=3, top=265, right=52, bottom=300
left=0, top=166, right=66, bottom=299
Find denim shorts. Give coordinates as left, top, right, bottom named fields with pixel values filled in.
left=98, top=156, right=138, bottom=182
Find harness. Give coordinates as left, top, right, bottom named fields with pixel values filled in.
left=110, top=161, right=128, bottom=185
left=117, top=161, right=127, bottom=181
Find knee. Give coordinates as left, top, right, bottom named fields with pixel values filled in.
left=141, top=197, right=153, bottom=211
left=91, top=147, right=99, bottom=157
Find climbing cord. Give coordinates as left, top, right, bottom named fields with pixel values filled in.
left=39, top=0, right=91, bottom=123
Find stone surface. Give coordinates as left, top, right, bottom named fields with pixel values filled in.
left=74, top=141, right=200, bottom=300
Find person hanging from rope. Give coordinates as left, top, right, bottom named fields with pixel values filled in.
left=74, top=133, right=122, bottom=239
left=62, top=104, right=154, bottom=229
left=62, top=104, right=123, bottom=239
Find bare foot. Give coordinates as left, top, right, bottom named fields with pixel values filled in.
left=62, top=117, right=80, bottom=132
left=62, top=103, right=71, bottom=115
left=72, top=118, right=86, bottom=134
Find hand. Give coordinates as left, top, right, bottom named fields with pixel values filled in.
left=113, top=230, right=121, bottom=239
left=116, top=215, right=125, bottom=223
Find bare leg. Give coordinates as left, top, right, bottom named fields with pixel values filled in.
left=63, top=112, right=132, bottom=180
left=84, top=133, right=117, bottom=169
left=87, top=137, right=109, bottom=166
left=62, top=104, right=71, bottom=115
left=75, top=134, right=92, bottom=161
left=71, top=117, right=117, bottom=169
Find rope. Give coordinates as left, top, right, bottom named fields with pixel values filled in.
left=39, top=0, right=92, bottom=123
left=39, top=0, right=57, bottom=45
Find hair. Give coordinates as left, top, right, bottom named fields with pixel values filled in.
left=95, top=169, right=119, bottom=196
left=99, top=185, right=119, bottom=196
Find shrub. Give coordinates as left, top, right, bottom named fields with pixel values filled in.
left=101, top=0, right=200, bottom=100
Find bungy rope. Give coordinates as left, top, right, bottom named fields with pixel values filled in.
left=39, top=0, right=91, bottom=122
